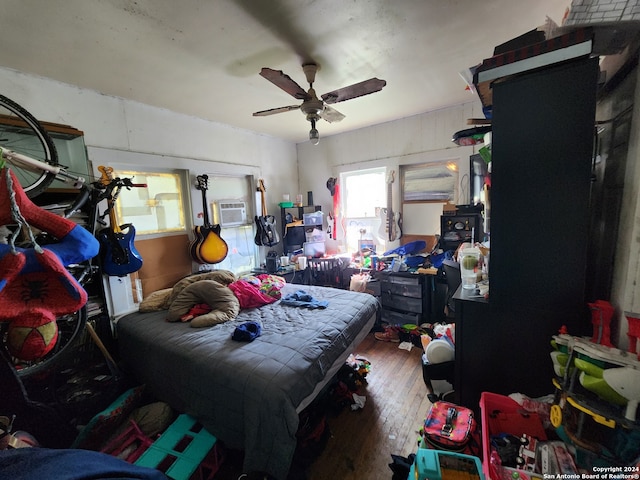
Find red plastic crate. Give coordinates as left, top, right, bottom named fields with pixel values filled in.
left=480, top=392, right=547, bottom=480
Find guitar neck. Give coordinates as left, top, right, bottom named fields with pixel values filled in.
left=260, top=190, right=267, bottom=217
left=201, top=188, right=211, bottom=226
left=108, top=199, right=123, bottom=234
left=387, top=182, right=393, bottom=220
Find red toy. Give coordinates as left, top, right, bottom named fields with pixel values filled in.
left=0, top=167, right=99, bottom=360
left=588, top=300, right=614, bottom=347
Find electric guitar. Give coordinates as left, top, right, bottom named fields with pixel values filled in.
left=254, top=179, right=280, bottom=247
left=379, top=170, right=402, bottom=242
left=189, top=174, right=229, bottom=264
left=97, top=166, right=144, bottom=276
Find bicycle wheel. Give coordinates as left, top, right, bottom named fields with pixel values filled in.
left=0, top=305, right=87, bottom=379
left=0, top=94, right=59, bottom=198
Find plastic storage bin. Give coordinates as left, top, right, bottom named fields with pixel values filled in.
left=303, top=211, right=323, bottom=226
left=409, top=448, right=484, bottom=480
left=480, top=392, right=547, bottom=480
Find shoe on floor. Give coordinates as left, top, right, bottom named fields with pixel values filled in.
left=374, top=329, right=400, bottom=342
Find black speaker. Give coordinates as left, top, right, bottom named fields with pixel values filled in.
left=266, top=250, right=280, bottom=273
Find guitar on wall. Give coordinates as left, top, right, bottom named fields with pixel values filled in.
left=379, top=169, right=402, bottom=242
left=97, top=165, right=144, bottom=276
left=326, top=177, right=339, bottom=240
left=190, top=174, right=229, bottom=264
left=254, top=179, right=280, bottom=247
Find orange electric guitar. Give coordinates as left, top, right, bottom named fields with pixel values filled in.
left=189, top=174, right=228, bottom=264
left=97, top=166, right=144, bottom=276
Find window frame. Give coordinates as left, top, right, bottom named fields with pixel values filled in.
left=109, top=168, right=190, bottom=238
left=340, top=167, right=387, bottom=254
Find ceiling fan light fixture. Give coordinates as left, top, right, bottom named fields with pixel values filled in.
left=309, top=127, right=320, bottom=145
left=308, top=116, right=320, bottom=145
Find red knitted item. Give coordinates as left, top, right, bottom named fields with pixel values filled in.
left=0, top=167, right=75, bottom=239
left=0, top=167, right=99, bottom=360
left=0, top=249, right=87, bottom=360
left=6, top=308, right=58, bottom=361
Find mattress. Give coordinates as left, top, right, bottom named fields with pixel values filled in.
left=116, top=284, right=378, bottom=479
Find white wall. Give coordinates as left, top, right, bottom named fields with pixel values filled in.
left=296, top=100, right=482, bottom=248
left=0, top=66, right=298, bottom=222
left=612, top=65, right=640, bottom=349
left=0, top=64, right=483, bottom=247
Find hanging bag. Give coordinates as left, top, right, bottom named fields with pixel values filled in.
left=422, top=401, right=476, bottom=452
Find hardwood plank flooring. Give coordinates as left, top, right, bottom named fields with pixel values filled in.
left=215, top=332, right=452, bottom=479
left=308, top=333, right=430, bottom=480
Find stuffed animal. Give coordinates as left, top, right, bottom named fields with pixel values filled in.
left=0, top=167, right=99, bottom=360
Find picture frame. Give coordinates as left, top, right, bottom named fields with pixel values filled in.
left=401, top=162, right=458, bottom=203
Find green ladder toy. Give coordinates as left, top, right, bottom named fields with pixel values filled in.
left=135, top=414, right=222, bottom=480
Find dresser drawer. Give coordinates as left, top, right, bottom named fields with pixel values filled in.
left=381, top=292, right=423, bottom=313
left=381, top=307, right=421, bottom=325
left=381, top=278, right=422, bottom=298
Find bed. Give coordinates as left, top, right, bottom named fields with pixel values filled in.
left=116, top=283, right=378, bottom=480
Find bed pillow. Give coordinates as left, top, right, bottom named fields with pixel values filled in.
left=167, top=279, right=240, bottom=327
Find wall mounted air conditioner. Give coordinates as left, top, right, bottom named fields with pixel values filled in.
left=217, top=200, right=248, bottom=226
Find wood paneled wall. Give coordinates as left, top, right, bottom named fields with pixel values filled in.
left=135, top=234, right=193, bottom=296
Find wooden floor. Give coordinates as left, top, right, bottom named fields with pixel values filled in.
left=215, top=332, right=452, bottom=480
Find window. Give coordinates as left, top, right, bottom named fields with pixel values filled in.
left=204, top=175, right=257, bottom=275
left=341, top=168, right=386, bottom=253
left=198, top=224, right=256, bottom=275
left=113, top=170, right=186, bottom=235
left=111, top=169, right=257, bottom=276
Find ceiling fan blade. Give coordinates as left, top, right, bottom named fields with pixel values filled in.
left=319, top=105, right=345, bottom=123
left=321, top=78, right=387, bottom=104
left=260, top=68, right=310, bottom=100
left=253, top=105, right=301, bottom=117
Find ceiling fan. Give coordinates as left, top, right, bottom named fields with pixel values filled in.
left=253, top=63, right=386, bottom=144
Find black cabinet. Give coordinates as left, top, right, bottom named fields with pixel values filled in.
left=379, top=271, right=433, bottom=325
left=453, top=56, right=599, bottom=413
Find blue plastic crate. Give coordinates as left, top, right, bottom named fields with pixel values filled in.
left=409, top=448, right=484, bottom=480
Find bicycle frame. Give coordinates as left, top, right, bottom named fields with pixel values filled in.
left=1, top=147, right=86, bottom=188
left=1, top=147, right=91, bottom=218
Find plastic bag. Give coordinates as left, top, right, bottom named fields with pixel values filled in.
left=349, top=273, right=370, bottom=292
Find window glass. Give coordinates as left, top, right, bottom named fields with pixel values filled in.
left=197, top=224, right=256, bottom=274
left=341, top=168, right=386, bottom=253
left=114, top=171, right=186, bottom=234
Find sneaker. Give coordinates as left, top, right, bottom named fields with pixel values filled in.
left=374, top=327, right=400, bottom=342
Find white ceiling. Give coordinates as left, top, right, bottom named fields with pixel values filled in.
left=0, top=0, right=569, bottom=144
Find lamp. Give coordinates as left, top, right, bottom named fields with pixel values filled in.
left=308, top=115, right=320, bottom=145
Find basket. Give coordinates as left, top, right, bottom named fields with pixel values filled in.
left=480, top=392, right=547, bottom=480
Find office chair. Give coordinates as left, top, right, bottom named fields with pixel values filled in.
left=441, top=259, right=461, bottom=319
left=308, top=257, right=343, bottom=288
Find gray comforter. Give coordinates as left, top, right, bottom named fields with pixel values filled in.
left=116, top=284, right=377, bottom=479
